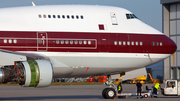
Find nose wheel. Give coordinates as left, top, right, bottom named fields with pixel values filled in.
left=102, top=88, right=116, bottom=99
left=102, top=74, right=117, bottom=99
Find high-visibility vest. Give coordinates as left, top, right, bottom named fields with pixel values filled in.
left=118, top=85, right=121, bottom=91
left=154, top=83, right=160, bottom=90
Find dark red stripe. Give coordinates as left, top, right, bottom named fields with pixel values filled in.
left=0, top=31, right=176, bottom=54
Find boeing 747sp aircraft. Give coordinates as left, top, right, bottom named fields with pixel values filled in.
left=0, top=4, right=176, bottom=99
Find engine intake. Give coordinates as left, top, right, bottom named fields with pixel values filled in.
left=0, top=60, right=53, bottom=87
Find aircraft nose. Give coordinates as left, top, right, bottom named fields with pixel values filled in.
left=161, top=35, right=177, bottom=54
left=170, top=39, right=177, bottom=54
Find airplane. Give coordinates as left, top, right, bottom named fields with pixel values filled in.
left=0, top=4, right=176, bottom=99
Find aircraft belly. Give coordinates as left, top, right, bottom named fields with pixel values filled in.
left=44, top=52, right=170, bottom=78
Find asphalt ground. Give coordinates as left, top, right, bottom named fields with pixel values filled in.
left=0, top=84, right=180, bottom=101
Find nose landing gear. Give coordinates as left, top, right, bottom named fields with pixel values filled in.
left=102, top=75, right=117, bottom=99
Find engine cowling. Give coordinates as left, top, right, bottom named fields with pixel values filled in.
left=22, top=60, right=53, bottom=87
left=0, top=60, right=53, bottom=87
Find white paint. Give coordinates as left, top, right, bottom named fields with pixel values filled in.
left=0, top=51, right=27, bottom=66
left=36, top=60, right=53, bottom=87
left=0, top=5, right=162, bottom=35
left=20, top=51, right=170, bottom=69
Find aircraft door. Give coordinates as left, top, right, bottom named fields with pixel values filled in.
left=110, top=12, right=118, bottom=25
left=99, top=34, right=109, bottom=52
left=37, top=32, right=48, bottom=51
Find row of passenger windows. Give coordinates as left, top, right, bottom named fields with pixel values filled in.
left=114, top=41, right=163, bottom=46
left=38, top=14, right=84, bottom=19
left=152, top=42, right=163, bottom=46
left=2, top=39, right=163, bottom=47
left=55, top=40, right=91, bottom=45
left=4, top=39, right=17, bottom=44
left=114, top=41, right=143, bottom=46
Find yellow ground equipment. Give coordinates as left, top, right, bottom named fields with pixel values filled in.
left=129, top=75, right=147, bottom=84
left=114, top=77, right=122, bottom=84
left=114, top=75, right=147, bottom=84
left=148, top=73, right=160, bottom=84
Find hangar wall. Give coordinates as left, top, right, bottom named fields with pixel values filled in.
left=161, top=0, right=180, bottom=80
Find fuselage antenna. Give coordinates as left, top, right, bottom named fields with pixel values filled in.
left=32, top=1, right=36, bottom=6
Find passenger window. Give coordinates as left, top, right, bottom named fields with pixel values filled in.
left=127, top=41, right=130, bottom=45
left=4, top=39, right=7, bottom=43
left=9, top=39, right=12, bottom=43
left=79, top=40, right=82, bottom=44
left=38, top=14, right=42, bottom=18
left=152, top=42, right=155, bottom=46
left=58, top=15, right=60, bottom=18
left=81, top=15, right=83, bottom=19
left=61, top=40, right=64, bottom=44
left=140, top=42, right=143, bottom=46
left=13, top=39, right=17, bottom=43
left=76, top=15, right=79, bottom=19
left=131, top=41, right=134, bottom=45
left=39, top=40, right=42, bottom=44
left=156, top=42, right=159, bottom=46
left=160, top=42, right=163, bottom=46
left=62, top=15, right=65, bottom=19
left=123, top=41, right=126, bottom=45
left=88, top=41, right=91, bottom=45
left=48, top=15, right=51, bottom=18
left=70, top=40, right=73, bottom=44
left=65, top=40, right=69, bottom=44
left=119, top=41, right=122, bottom=45
left=56, top=40, right=59, bottom=44
left=72, top=15, right=74, bottom=19
left=75, top=40, right=78, bottom=44
left=84, top=41, right=87, bottom=44
left=43, top=15, right=46, bottom=18
left=136, top=42, right=138, bottom=46
left=67, top=15, right=70, bottom=19
left=114, top=41, right=117, bottom=45
left=53, top=15, right=56, bottom=18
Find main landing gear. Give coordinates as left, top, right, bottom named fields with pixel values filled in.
left=102, top=75, right=117, bottom=99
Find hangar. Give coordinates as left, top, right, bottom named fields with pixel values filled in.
left=161, top=0, right=180, bottom=80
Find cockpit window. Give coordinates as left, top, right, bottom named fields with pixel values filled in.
left=126, top=14, right=131, bottom=19
left=126, top=14, right=139, bottom=19
left=133, top=14, right=138, bottom=19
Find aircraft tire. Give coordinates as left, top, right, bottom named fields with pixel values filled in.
left=102, top=88, right=109, bottom=99
left=104, top=88, right=116, bottom=99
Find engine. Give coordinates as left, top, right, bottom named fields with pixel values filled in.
left=0, top=60, right=53, bottom=87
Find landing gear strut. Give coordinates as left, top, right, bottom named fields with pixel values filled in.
left=102, top=75, right=117, bottom=99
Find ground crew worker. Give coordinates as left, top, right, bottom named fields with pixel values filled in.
left=136, top=81, right=143, bottom=99
left=152, top=83, right=161, bottom=98
left=117, top=82, right=122, bottom=96
left=171, top=82, right=175, bottom=88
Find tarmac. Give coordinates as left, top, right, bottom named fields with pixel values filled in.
left=0, top=84, right=180, bottom=101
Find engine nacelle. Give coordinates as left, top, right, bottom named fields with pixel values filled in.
left=22, top=60, right=53, bottom=87
left=0, top=60, right=53, bottom=87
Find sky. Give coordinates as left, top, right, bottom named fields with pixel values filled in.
left=0, top=0, right=163, bottom=68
